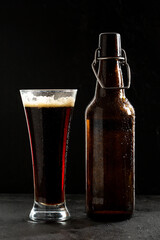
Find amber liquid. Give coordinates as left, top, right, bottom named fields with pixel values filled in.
left=86, top=116, right=135, bottom=219
left=25, top=106, right=73, bottom=205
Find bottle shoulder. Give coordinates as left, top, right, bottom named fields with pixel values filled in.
left=122, top=97, right=135, bottom=116
left=86, top=96, right=135, bottom=119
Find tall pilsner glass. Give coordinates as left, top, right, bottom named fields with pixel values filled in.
left=20, top=89, right=77, bottom=222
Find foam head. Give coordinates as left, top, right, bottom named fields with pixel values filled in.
left=20, top=90, right=77, bottom=108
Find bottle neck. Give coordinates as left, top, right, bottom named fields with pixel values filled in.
left=95, top=60, right=125, bottom=100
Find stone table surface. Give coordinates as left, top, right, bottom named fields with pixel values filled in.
left=0, top=194, right=160, bottom=240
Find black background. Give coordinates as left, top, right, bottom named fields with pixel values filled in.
left=0, top=0, right=160, bottom=194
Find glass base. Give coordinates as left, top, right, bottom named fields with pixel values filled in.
left=29, top=201, right=70, bottom=222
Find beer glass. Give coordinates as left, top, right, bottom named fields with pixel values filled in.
left=20, top=89, right=77, bottom=222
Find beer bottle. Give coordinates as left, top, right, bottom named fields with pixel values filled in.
left=85, top=33, right=135, bottom=220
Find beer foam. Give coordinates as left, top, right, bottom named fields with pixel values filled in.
left=22, top=92, right=75, bottom=107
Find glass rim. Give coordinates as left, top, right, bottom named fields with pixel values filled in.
left=20, top=89, right=77, bottom=92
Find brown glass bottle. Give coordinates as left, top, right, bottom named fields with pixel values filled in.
left=85, top=33, right=135, bottom=220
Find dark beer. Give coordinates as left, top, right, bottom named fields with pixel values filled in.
left=86, top=33, right=135, bottom=220
left=25, top=105, right=73, bottom=205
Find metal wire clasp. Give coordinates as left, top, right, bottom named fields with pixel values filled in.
left=91, top=48, right=131, bottom=89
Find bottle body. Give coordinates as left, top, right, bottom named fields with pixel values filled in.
left=86, top=92, right=135, bottom=220
left=86, top=32, right=135, bottom=220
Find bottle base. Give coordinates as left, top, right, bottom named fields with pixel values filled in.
left=87, top=210, right=133, bottom=222
left=29, top=201, right=70, bottom=222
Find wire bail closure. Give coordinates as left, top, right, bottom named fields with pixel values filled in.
left=91, top=48, right=131, bottom=89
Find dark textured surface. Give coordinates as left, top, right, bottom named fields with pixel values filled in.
left=0, top=194, right=160, bottom=239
